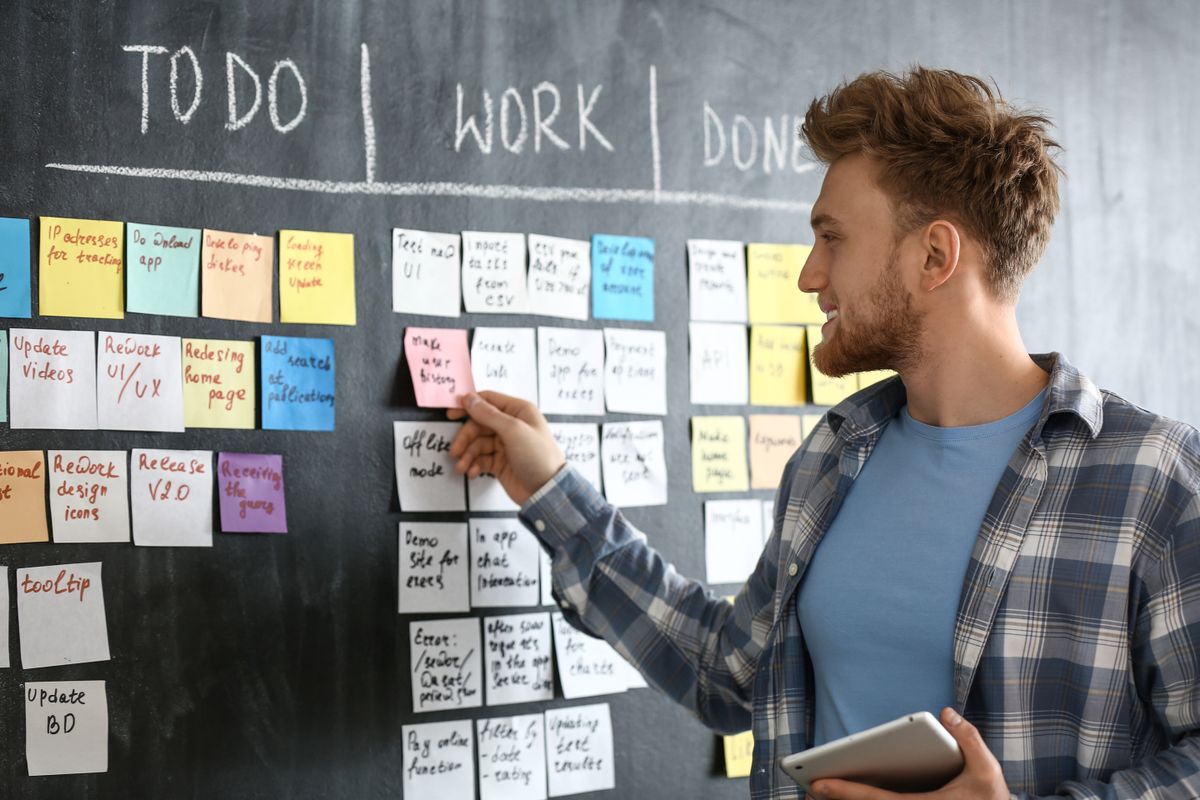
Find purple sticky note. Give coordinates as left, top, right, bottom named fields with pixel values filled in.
left=217, top=452, right=287, bottom=533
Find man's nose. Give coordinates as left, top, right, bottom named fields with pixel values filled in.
left=797, top=248, right=824, bottom=293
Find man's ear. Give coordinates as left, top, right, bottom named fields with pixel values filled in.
left=919, top=219, right=961, bottom=292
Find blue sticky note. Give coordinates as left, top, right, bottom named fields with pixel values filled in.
left=261, top=335, right=336, bottom=431
left=126, top=222, right=201, bottom=317
left=0, top=330, right=7, bottom=422
left=0, top=217, right=32, bottom=318
left=591, top=234, right=655, bottom=322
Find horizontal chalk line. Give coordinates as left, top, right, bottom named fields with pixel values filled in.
left=44, top=162, right=811, bottom=214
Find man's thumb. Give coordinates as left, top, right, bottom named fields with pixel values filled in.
left=941, top=707, right=985, bottom=763
left=463, top=392, right=515, bottom=433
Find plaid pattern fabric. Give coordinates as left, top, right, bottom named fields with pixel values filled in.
left=521, top=353, right=1200, bottom=798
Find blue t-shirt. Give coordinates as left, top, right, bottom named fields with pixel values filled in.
left=796, top=387, right=1047, bottom=745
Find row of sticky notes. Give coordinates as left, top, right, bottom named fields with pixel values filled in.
left=0, top=216, right=355, bottom=324
left=1, top=329, right=334, bottom=431
left=692, top=414, right=825, bottom=494
left=687, top=239, right=825, bottom=325
left=0, top=449, right=286, bottom=546
left=393, top=228, right=655, bottom=323
left=403, top=703, right=616, bottom=800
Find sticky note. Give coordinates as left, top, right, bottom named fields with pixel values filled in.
left=603, top=328, right=667, bottom=415
left=217, top=452, right=287, bottom=533
left=0, top=331, right=7, bottom=422
left=724, top=731, right=754, bottom=778
left=468, top=475, right=520, bottom=513
left=688, top=239, right=747, bottom=323
left=201, top=229, right=272, bottom=322
left=601, top=421, right=668, bottom=507
left=552, top=613, right=630, bottom=699
left=549, top=423, right=602, bottom=493
left=471, top=327, right=538, bottom=404
left=477, top=714, right=548, bottom=800
left=537, top=327, right=605, bottom=416
left=858, top=369, right=896, bottom=390
left=96, top=332, right=184, bottom=432
left=747, top=243, right=821, bottom=324
left=592, top=234, right=654, bottom=321
left=807, top=324, right=859, bottom=406
left=801, top=413, right=824, bottom=440
left=8, top=328, right=97, bottom=430
left=750, top=325, right=808, bottom=407
left=545, top=704, right=615, bottom=796
left=540, top=551, right=554, bottom=607
left=47, top=451, right=130, bottom=544
left=399, top=522, right=470, bottom=614
left=262, top=335, right=335, bottom=430
left=130, top=449, right=213, bottom=547
left=279, top=229, right=356, bottom=325
left=691, top=416, right=749, bottom=493
left=125, top=223, right=200, bottom=317
left=749, top=415, right=802, bottom=490
left=25, top=681, right=108, bottom=776
left=38, top=217, right=124, bottom=319
left=689, top=322, right=749, bottom=406
left=403, top=720, right=475, bottom=799
left=393, top=422, right=465, bottom=512
left=0, top=451, right=49, bottom=544
left=462, top=231, right=528, bottom=313
left=182, top=338, right=255, bottom=429
left=393, top=228, right=461, bottom=318
left=483, top=612, right=554, bottom=705
left=470, top=518, right=541, bottom=608
left=0, top=217, right=32, bottom=318
left=705, top=499, right=766, bottom=584
left=405, top=327, right=474, bottom=408
left=528, top=234, right=590, bottom=321
left=16, top=562, right=109, bottom=668
left=410, top=618, right=483, bottom=712
left=761, top=499, right=775, bottom=543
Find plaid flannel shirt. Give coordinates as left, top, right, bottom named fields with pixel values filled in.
left=520, top=352, right=1200, bottom=798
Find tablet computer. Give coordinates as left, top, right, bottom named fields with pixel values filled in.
left=779, top=711, right=964, bottom=793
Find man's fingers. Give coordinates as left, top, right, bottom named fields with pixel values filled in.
left=455, top=436, right=497, bottom=474
left=461, top=392, right=521, bottom=435
left=808, top=778, right=897, bottom=800
left=467, top=453, right=496, bottom=479
left=940, top=707, right=988, bottom=765
left=449, top=418, right=486, bottom=458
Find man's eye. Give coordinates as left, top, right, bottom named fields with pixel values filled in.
left=821, top=234, right=838, bottom=244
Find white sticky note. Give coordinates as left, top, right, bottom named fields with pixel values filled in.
left=761, top=499, right=775, bottom=544
left=402, top=719, right=475, bottom=798
left=484, top=612, right=554, bottom=706
left=95, top=332, right=184, bottom=432
left=545, top=703, right=615, bottom=796
left=549, top=423, right=602, bottom=493
left=130, top=449, right=213, bottom=547
left=539, top=550, right=554, bottom=607
left=551, top=613, right=630, bottom=699
left=469, top=476, right=520, bottom=513
left=8, top=328, right=97, bottom=430
left=603, top=328, right=667, bottom=415
left=471, top=327, right=538, bottom=403
left=470, top=518, right=541, bottom=608
left=16, top=562, right=110, bottom=669
left=687, top=239, right=747, bottom=323
left=393, top=228, right=462, bottom=318
left=601, top=421, right=668, bottom=508
left=25, top=680, right=108, bottom=776
left=0, top=566, right=8, bottom=668
left=705, top=500, right=766, bottom=585
left=477, top=713, right=548, bottom=800
left=393, top=422, right=465, bottom=512
left=528, top=234, right=590, bottom=321
left=537, top=327, right=605, bottom=416
left=399, top=522, right=469, bottom=614
left=47, top=451, right=131, bottom=544
left=410, top=618, right=483, bottom=713
left=689, top=322, right=749, bottom=405
left=463, top=231, right=528, bottom=313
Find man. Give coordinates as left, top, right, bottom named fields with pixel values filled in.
left=448, top=68, right=1200, bottom=799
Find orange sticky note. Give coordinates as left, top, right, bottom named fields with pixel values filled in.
left=405, top=327, right=475, bottom=408
left=749, top=415, right=803, bottom=489
left=0, top=450, right=49, bottom=544
left=749, top=325, right=807, bottom=406
left=806, top=324, right=859, bottom=406
left=747, top=243, right=821, bottom=325
left=38, top=217, right=124, bottom=318
left=279, top=230, right=356, bottom=325
left=201, top=229, right=273, bottom=322
left=182, top=339, right=256, bottom=429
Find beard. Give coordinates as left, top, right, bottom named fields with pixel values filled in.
left=811, top=246, right=925, bottom=378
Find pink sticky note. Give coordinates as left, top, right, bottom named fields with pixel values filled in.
left=217, top=453, right=287, bottom=533
left=405, top=327, right=475, bottom=408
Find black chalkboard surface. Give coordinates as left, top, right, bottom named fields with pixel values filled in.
left=2, top=1, right=1198, bottom=798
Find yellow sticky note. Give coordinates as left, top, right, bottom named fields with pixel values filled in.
left=182, top=339, right=256, bottom=429
left=279, top=230, right=356, bottom=325
left=202, top=229, right=273, bottom=323
left=806, top=325, right=859, bottom=406
left=858, top=369, right=897, bottom=390
left=723, top=730, right=754, bottom=778
left=747, top=243, right=821, bottom=324
left=39, top=217, right=124, bottom=318
left=691, top=416, right=749, bottom=493
left=801, top=413, right=824, bottom=439
left=748, top=415, right=802, bottom=490
left=750, top=325, right=807, bottom=407
left=0, top=450, right=49, bottom=544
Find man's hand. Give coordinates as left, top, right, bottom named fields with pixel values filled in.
left=447, top=391, right=566, bottom=506
left=808, top=708, right=1008, bottom=800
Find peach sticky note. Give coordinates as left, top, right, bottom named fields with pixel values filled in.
left=405, top=327, right=475, bottom=408
left=750, top=325, right=807, bottom=406
left=749, top=415, right=803, bottom=490
left=38, top=217, right=124, bottom=319
left=201, top=229, right=273, bottom=322
left=279, top=230, right=356, bottom=325
left=806, top=324, right=859, bottom=406
left=746, top=243, right=821, bottom=325
left=0, top=451, right=49, bottom=544
left=182, top=339, right=256, bottom=429
left=691, top=416, right=749, bottom=493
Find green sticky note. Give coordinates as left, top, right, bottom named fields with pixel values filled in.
left=126, top=223, right=201, bottom=317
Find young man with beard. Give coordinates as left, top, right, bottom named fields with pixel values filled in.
left=447, top=69, right=1200, bottom=799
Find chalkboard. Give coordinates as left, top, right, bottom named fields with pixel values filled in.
left=2, top=1, right=1198, bottom=797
